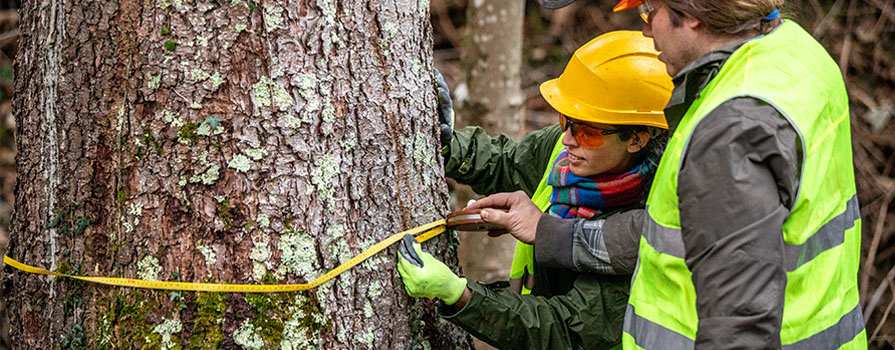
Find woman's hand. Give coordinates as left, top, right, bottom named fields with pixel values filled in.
left=396, top=241, right=468, bottom=305
left=467, top=191, right=542, bottom=244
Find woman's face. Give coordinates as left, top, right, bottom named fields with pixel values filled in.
left=561, top=116, right=650, bottom=177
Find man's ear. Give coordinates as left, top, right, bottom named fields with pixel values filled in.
left=627, top=131, right=651, bottom=154
left=683, top=13, right=702, bottom=31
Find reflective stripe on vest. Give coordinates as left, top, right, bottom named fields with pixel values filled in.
left=623, top=304, right=866, bottom=350
left=508, top=135, right=566, bottom=291
left=642, top=195, right=860, bottom=271
left=624, top=21, right=867, bottom=350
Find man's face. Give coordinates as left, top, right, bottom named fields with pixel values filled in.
left=641, top=0, right=700, bottom=77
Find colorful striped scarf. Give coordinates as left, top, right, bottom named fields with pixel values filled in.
left=547, top=149, right=656, bottom=219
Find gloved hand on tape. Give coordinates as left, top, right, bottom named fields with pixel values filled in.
left=396, top=235, right=467, bottom=305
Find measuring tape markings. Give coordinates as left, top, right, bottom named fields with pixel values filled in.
left=2, top=219, right=447, bottom=293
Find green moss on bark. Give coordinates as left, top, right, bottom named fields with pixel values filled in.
left=237, top=291, right=329, bottom=348
left=177, top=121, right=199, bottom=144
left=95, top=291, right=163, bottom=349
left=163, top=40, right=177, bottom=52
left=187, top=293, right=227, bottom=349
left=244, top=294, right=290, bottom=346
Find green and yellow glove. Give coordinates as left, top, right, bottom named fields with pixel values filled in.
left=396, top=240, right=467, bottom=305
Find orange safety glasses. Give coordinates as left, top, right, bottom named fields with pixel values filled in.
left=559, top=115, right=622, bottom=149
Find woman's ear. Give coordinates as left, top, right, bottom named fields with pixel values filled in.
left=627, top=131, right=651, bottom=154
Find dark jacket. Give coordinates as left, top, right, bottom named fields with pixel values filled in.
left=444, top=124, right=563, bottom=196
left=443, top=125, right=631, bottom=349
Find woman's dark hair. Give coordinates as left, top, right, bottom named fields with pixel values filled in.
left=615, top=125, right=669, bottom=159
left=615, top=125, right=649, bottom=142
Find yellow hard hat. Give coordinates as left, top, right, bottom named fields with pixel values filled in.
left=539, top=31, right=672, bottom=129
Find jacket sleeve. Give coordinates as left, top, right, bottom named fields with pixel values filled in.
left=535, top=209, right=643, bottom=275
left=438, top=275, right=629, bottom=350
left=678, top=97, right=800, bottom=349
left=445, top=125, right=563, bottom=196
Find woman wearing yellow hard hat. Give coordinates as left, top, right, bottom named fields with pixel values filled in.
left=507, top=29, right=671, bottom=296
left=397, top=31, right=672, bottom=349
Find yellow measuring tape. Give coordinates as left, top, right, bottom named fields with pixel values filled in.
left=2, top=219, right=447, bottom=293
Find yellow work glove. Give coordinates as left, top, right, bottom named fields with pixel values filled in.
left=396, top=238, right=467, bottom=305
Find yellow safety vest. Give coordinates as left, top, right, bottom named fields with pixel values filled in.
left=623, top=21, right=866, bottom=349
left=509, top=136, right=565, bottom=294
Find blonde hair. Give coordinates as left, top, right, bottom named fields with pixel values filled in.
left=664, top=0, right=785, bottom=35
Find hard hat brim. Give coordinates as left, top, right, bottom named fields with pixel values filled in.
left=540, top=78, right=669, bottom=129
left=612, top=0, right=643, bottom=12
left=538, top=0, right=576, bottom=10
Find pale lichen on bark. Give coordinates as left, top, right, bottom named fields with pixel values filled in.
left=11, top=0, right=467, bottom=348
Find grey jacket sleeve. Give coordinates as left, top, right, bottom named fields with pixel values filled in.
left=535, top=209, right=643, bottom=275
left=679, top=97, right=800, bottom=349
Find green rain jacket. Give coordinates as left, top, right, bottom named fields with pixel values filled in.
left=441, top=125, right=632, bottom=349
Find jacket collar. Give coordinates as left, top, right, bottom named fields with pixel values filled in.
left=663, top=37, right=753, bottom=131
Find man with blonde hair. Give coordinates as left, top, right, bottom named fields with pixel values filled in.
left=473, top=0, right=867, bottom=348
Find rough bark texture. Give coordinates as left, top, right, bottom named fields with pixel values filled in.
left=457, top=0, right=525, bottom=136
left=452, top=3, right=526, bottom=350
left=454, top=0, right=525, bottom=285
left=9, top=0, right=468, bottom=348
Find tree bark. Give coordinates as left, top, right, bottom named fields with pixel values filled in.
left=457, top=0, right=525, bottom=136
left=453, top=3, right=526, bottom=350
left=454, top=0, right=525, bottom=286
left=9, top=1, right=468, bottom=348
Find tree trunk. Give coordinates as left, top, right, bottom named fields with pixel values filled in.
left=454, top=3, right=525, bottom=349
left=457, top=0, right=525, bottom=136
left=454, top=0, right=525, bottom=286
left=9, top=1, right=468, bottom=348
